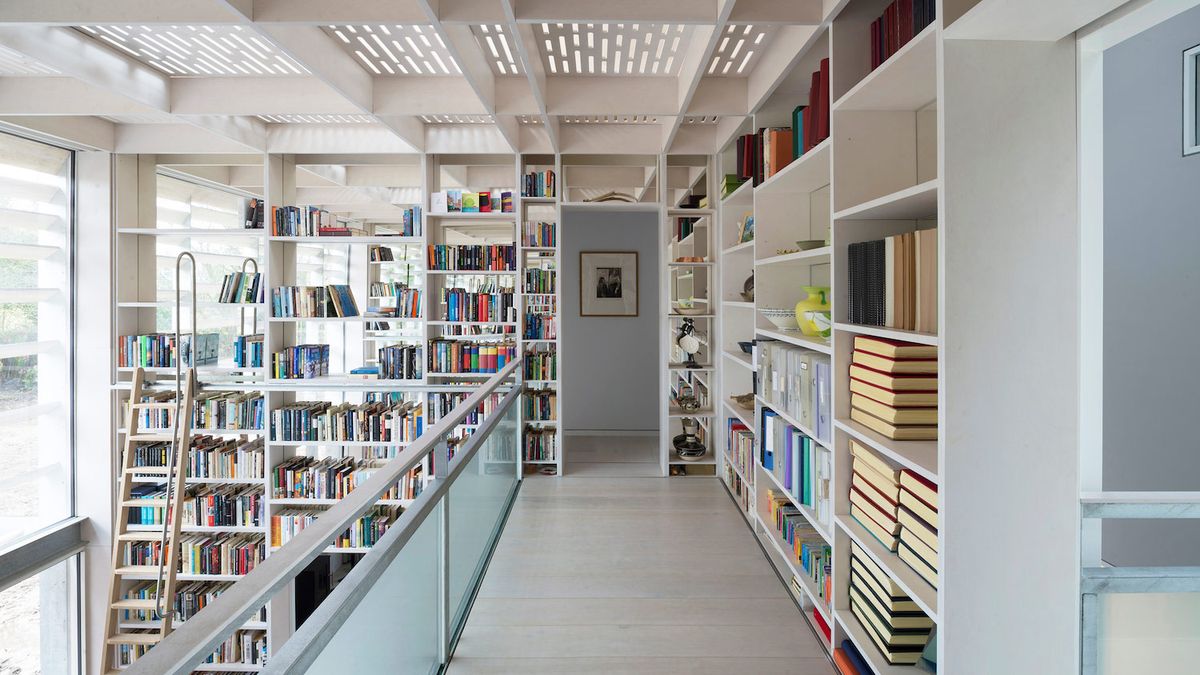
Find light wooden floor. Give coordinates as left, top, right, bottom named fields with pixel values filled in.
left=449, top=437, right=834, bottom=674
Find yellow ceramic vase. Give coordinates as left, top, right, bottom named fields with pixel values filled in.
left=794, top=286, right=832, bottom=338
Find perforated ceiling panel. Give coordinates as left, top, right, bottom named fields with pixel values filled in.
left=683, top=115, right=720, bottom=124
left=0, top=44, right=58, bottom=76
left=419, top=115, right=495, bottom=124
left=76, top=25, right=308, bottom=76
left=562, top=115, right=658, bottom=124
left=258, top=114, right=376, bottom=124
left=706, top=24, right=773, bottom=76
left=471, top=24, right=522, bottom=76
left=323, top=25, right=460, bottom=76
left=537, top=23, right=691, bottom=76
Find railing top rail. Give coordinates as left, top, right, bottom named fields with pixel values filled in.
left=123, top=358, right=522, bottom=675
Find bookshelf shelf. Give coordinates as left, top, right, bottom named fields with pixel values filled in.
left=426, top=321, right=518, bottom=327
left=832, top=609, right=918, bottom=675
left=270, top=498, right=411, bottom=507
left=756, top=246, right=831, bottom=266
left=192, top=664, right=264, bottom=673
left=754, top=138, right=831, bottom=197
left=268, top=440, right=413, bottom=449
left=121, top=427, right=264, bottom=436
left=834, top=419, right=938, bottom=484
left=832, top=322, right=939, bottom=346
left=755, top=395, right=829, bottom=449
left=116, top=228, right=264, bottom=237
left=117, top=301, right=267, bottom=309
left=127, top=525, right=265, bottom=535
left=832, top=23, right=938, bottom=113
left=668, top=406, right=714, bottom=418
left=835, top=514, right=939, bottom=623
left=757, top=462, right=832, bottom=544
left=723, top=400, right=753, bottom=429
left=753, top=510, right=832, bottom=623
left=722, top=240, right=754, bottom=255
left=754, top=328, right=832, bottom=354
left=427, top=212, right=516, bottom=220
left=832, top=179, right=939, bottom=221
left=267, top=316, right=396, bottom=323
left=425, top=269, right=517, bottom=276
left=268, top=236, right=423, bottom=245
left=723, top=300, right=754, bottom=309
left=722, top=350, right=752, bottom=370
left=720, top=179, right=753, bottom=206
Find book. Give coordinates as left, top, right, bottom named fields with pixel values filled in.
left=853, top=466, right=900, bottom=506
left=851, top=394, right=938, bottom=425
left=849, top=578, right=934, bottom=630
left=915, top=227, right=938, bottom=333
left=461, top=192, right=479, bottom=212
left=848, top=600, right=928, bottom=664
left=832, top=648, right=859, bottom=675
left=851, top=504, right=899, bottom=551
left=851, top=349, right=936, bottom=374
left=897, top=505, right=937, bottom=552
left=850, top=486, right=899, bottom=535
left=848, top=377, right=938, bottom=407
left=839, top=640, right=870, bottom=675
left=854, top=335, right=937, bottom=360
left=851, top=407, right=938, bottom=440
left=812, top=606, right=831, bottom=642
left=849, top=439, right=900, bottom=480
left=898, top=537, right=939, bottom=588
left=850, top=562, right=921, bottom=614
left=326, top=284, right=360, bottom=317
left=900, top=489, right=939, bottom=528
left=850, top=363, right=937, bottom=391
left=901, top=469, right=939, bottom=510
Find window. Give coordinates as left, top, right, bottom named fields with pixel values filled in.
left=0, top=554, right=79, bottom=673
left=1184, top=43, right=1200, bottom=156
left=0, top=131, right=73, bottom=547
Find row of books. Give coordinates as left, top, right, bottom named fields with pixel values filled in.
left=523, top=312, right=557, bottom=339
left=120, top=582, right=267, bottom=624
left=765, top=489, right=831, bottom=611
left=270, top=284, right=360, bottom=318
left=378, top=344, right=423, bottom=380
left=796, top=58, right=831, bottom=158
left=270, top=206, right=348, bottom=237
left=441, top=287, right=516, bottom=323
left=234, top=333, right=263, bottom=369
left=270, top=505, right=403, bottom=549
left=217, top=272, right=263, bottom=304
left=271, top=344, right=329, bottom=380
left=129, top=436, right=265, bottom=481
left=271, top=456, right=419, bottom=501
left=427, top=339, right=516, bottom=374
left=523, top=389, right=557, bottom=421
left=870, top=0, right=936, bottom=71
left=849, top=542, right=934, bottom=664
left=523, top=426, right=557, bottom=462
left=523, top=348, right=556, bottom=380
left=382, top=286, right=422, bottom=318
left=127, top=484, right=263, bottom=527
left=761, top=409, right=832, bottom=525
left=849, top=438, right=939, bottom=588
left=426, top=391, right=503, bottom=426
left=726, top=419, right=753, bottom=478
left=269, top=400, right=423, bottom=443
left=522, top=220, right=556, bottom=246
left=523, top=268, right=556, bottom=294
left=846, top=229, right=937, bottom=332
left=427, top=244, right=516, bottom=271
left=430, top=189, right=514, bottom=214
left=117, top=333, right=219, bottom=368
left=521, top=170, right=556, bottom=198
left=178, top=533, right=265, bottom=576
left=193, top=391, right=264, bottom=430
left=202, top=629, right=267, bottom=667
left=848, top=336, right=937, bottom=440
left=758, top=341, right=832, bottom=445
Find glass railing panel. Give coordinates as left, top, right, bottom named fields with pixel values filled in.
left=448, top=400, right=520, bottom=629
left=1094, top=592, right=1200, bottom=674
left=302, top=499, right=443, bottom=675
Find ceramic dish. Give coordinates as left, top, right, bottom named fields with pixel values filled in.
left=759, top=308, right=800, bottom=331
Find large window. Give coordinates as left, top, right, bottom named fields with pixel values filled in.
left=0, top=131, right=73, bottom=547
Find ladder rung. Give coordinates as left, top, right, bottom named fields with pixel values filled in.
left=121, top=499, right=168, bottom=507
left=106, top=633, right=161, bottom=645
left=124, top=467, right=169, bottom=475
left=112, top=598, right=159, bottom=610
left=129, top=433, right=175, bottom=442
left=131, top=402, right=175, bottom=409
left=117, top=532, right=163, bottom=542
left=116, top=565, right=162, bottom=576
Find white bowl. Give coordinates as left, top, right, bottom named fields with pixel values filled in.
left=759, top=308, right=799, bottom=330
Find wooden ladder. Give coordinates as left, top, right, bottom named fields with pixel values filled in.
left=101, top=367, right=196, bottom=673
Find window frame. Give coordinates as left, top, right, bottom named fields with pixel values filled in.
left=1184, top=43, right=1200, bottom=156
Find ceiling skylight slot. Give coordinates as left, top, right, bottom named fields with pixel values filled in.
left=77, top=24, right=308, bottom=77
left=705, top=24, right=773, bottom=78
left=536, top=23, right=691, bottom=77
left=322, top=25, right=460, bottom=77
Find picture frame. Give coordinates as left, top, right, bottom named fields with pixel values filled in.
left=737, top=212, right=755, bottom=243
left=580, top=251, right=638, bottom=316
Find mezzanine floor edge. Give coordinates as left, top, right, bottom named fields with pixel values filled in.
left=449, top=468, right=833, bottom=674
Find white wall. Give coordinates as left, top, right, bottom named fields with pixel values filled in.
left=1102, top=4, right=1200, bottom=566
left=561, top=208, right=659, bottom=433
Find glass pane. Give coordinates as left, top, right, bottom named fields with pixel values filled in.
left=303, top=501, right=442, bottom=674
left=156, top=174, right=244, bottom=230
left=0, top=131, right=71, bottom=546
left=1096, top=592, right=1200, bottom=674
left=0, top=554, right=76, bottom=673
left=448, top=397, right=519, bottom=627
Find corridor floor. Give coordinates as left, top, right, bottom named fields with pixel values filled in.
left=448, top=445, right=835, bottom=674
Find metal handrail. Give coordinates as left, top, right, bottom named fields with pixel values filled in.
left=123, top=357, right=522, bottom=674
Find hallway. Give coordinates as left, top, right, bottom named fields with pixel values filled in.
left=448, top=470, right=834, bottom=674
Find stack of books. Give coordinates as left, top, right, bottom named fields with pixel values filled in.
left=218, top=271, right=263, bottom=304
left=849, top=543, right=934, bottom=664
left=833, top=639, right=869, bottom=675
left=270, top=284, right=360, bottom=318
left=845, top=229, right=937, bottom=332
left=521, top=170, right=556, bottom=198
left=848, top=336, right=937, bottom=440
left=849, top=439, right=901, bottom=551
left=720, top=174, right=746, bottom=198
left=898, top=469, right=939, bottom=588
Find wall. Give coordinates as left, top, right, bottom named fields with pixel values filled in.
left=1103, top=4, right=1200, bottom=566
left=561, top=207, right=659, bottom=433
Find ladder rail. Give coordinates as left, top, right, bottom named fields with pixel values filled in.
left=239, top=256, right=259, bottom=337
left=155, top=252, right=197, bottom=620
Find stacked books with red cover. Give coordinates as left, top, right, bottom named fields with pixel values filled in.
left=897, top=469, right=938, bottom=588
left=833, top=639, right=870, bottom=674
left=848, top=336, right=937, bottom=440
left=849, top=543, right=934, bottom=664
left=870, top=0, right=936, bottom=71
left=849, top=439, right=901, bottom=551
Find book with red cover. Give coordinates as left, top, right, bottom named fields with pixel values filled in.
left=817, top=57, right=831, bottom=142
left=735, top=135, right=747, bottom=180
left=753, top=127, right=766, bottom=185
left=870, top=19, right=880, bottom=69
left=813, top=607, right=832, bottom=641
left=900, top=0, right=914, bottom=47
left=768, top=128, right=794, bottom=178
left=900, top=469, right=939, bottom=510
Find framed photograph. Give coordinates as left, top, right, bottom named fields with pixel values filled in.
left=580, top=251, right=638, bottom=316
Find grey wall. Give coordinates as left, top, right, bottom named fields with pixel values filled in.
left=561, top=208, right=659, bottom=432
left=1103, top=5, right=1200, bottom=565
